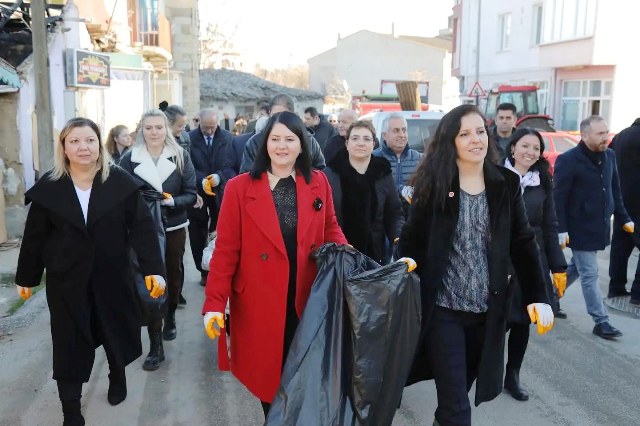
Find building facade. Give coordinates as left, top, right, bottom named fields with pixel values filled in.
left=308, top=30, right=459, bottom=112
left=452, top=0, right=640, bottom=132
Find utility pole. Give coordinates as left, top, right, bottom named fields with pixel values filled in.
left=475, top=0, right=481, bottom=106
left=31, top=0, right=55, bottom=177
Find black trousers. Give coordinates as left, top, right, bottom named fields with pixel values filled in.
left=506, top=322, right=530, bottom=370
left=609, top=215, right=640, bottom=297
left=426, top=306, right=486, bottom=426
left=165, top=228, right=186, bottom=310
left=187, top=199, right=218, bottom=275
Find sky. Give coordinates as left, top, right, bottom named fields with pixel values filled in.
left=199, top=0, right=455, bottom=70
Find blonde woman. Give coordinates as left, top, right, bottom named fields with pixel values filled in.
left=119, top=109, right=197, bottom=370
left=16, top=118, right=165, bottom=425
left=106, top=124, right=132, bottom=162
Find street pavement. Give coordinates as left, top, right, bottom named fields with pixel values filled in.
left=0, top=244, right=639, bottom=425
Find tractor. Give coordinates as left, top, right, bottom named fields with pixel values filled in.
left=484, top=85, right=555, bottom=131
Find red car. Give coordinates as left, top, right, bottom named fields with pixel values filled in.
left=539, top=132, right=579, bottom=174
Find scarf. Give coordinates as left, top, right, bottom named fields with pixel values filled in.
left=503, top=158, right=540, bottom=193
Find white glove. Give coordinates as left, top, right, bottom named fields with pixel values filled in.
left=202, top=174, right=221, bottom=187
left=558, top=232, right=569, bottom=248
left=193, top=194, right=204, bottom=208
left=160, top=193, right=175, bottom=207
left=527, top=303, right=554, bottom=335
left=203, top=312, right=225, bottom=340
left=400, top=185, right=414, bottom=204
left=397, top=257, right=417, bottom=272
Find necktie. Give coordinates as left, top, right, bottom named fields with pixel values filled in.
left=206, top=136, right=212, bottom=146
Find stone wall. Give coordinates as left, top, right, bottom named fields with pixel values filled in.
left=164, top=1, right=200, bottom=118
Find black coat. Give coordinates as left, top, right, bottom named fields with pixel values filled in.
left=15, top=167, right=165, bottom=382
left=188, top=126, right=233, bottom=202
left=223, top=131, right=253, bottom=178
left=323, top=152, right=404, bottom=264
left=323, top=134, right=346, bottom=165
left=309, top=117, right=338, bottom=151
left=509, top=183, right=566, bottom=323
left=240, top=131, right=326, bottom=173
left=553, top=143, right=630, bottom=250
left=398, top=162, right=549, bottom=406
left=118, top=145, right=197, bottom=231
left=610, top=123, right=640, bottom=215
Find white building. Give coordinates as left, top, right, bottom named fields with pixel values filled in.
left=308, top=30, right=460, bottom=112
left=452, top=0, right=640, bottom=132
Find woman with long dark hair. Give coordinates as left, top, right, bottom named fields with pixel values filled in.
left=202, top=111, right=346, bottom=417
left=501, top=128, right=567, bottom=401
left=399, top=105, right=554, bottom=425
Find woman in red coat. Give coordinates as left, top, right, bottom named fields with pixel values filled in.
left=202, top=111, right=347, bottom=416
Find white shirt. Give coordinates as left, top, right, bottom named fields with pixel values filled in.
left=74, top=185, right=92, bottom=224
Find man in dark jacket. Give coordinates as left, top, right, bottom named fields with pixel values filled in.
left=491, top=102, right=518, bottom=161
left=303, top=106, right=337, bottom=152
left=223, top=116, right=269, bottom=177
left=188, top=108, right=233, bottom=286
left=608, top=118, right=640, bottom=302
left=239, top=94, right=325, bottom=173
left=554, top=115, right=633, bottom=339
left=323, top=109, right=358, bottom=164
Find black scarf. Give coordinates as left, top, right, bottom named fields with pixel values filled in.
left=329, top=151, right=391, bottom=259
left=578, top=140, right=604, bottom=168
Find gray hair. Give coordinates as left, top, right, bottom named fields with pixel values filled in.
left=580, top=115, right=605, bottom=134
left=381, top=112, right=407, bottom=133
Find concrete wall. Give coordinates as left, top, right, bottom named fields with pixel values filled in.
left=164, top=0, right=200, bottom=118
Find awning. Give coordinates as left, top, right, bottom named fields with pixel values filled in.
left=0, top=57, right=21, bottom=89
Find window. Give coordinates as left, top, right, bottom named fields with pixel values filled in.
left=498, top=14, right=512, bottom=51
left=560, top=79, right=613, bottom=130
left=532, top=4, right=543, bottom=45
left=542, top=0, right=596, bottom=43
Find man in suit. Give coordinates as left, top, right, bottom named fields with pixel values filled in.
left=223, top=116, right=269, bottom=178
left=188, top=108, right=233, bottom=286
left=554, top=115, right=634, bottom=339
left=608, top=118, right=640, bottom=302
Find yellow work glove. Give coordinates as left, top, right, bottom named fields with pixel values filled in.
left=144, top=275, right=166, bottom=299
left=202, top=176, right=216, bottom=196
left=16, top=285, right=32, bottom=301
left=623, top=222, right=635, bottom=234
left=527, top=303, right=554, bottom=335
left=397, top=257, right=417, bottom=272
left=203, top=312, right=225, bottom=340
left=552, top=272, right=567, bottom=298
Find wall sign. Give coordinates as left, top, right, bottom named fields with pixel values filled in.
left=65, top=49, right=110, bottom=88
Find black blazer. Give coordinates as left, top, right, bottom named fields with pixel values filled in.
left=611, top=124, right=640, bottom=215
left=188, top=126, right=233, bottom=197
left=16, top=167, right=164, bottom=382
left=398, top=161, right=549, bottom=406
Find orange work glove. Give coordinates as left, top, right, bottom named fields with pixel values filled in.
left=203, top=312, right=225, bottom=340
left=202, top=176, right=216, bottom=196
left=145, top=275, right=166, bottom=299
left=527, top=303, right=554, bottom=335
left=16, top=285, right=32, bottom=300
left=553, top=272, right=567, bottom=298
left=623, top=222, right=635, bottom=234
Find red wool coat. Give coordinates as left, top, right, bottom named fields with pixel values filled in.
left=202, top=170, right=346, bottom=402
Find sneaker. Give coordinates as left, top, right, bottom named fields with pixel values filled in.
left=592, top=322, right=623, bottom=339
left=555, top=309, right=567, bottom=319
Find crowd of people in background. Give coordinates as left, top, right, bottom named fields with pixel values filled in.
left=14, top=93, right=639, bottom=426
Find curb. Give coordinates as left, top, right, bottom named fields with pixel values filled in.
left=604, top=296, right=640, bottom=319
left=0, top=289, right=46, bottom=335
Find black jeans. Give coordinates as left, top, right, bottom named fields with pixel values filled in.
left=506, top=322, right=530, bottom=370
left=187, top=199, right=218, bottom=275
left=609, top=215, right=640, bottom=297
left=426, top=306, right=486, bottom=426
left=165, top=228, right=186, bottom=310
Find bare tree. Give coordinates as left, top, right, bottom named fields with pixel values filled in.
left=253, top=64, right=309, bottom=90
left=199, top=22, right=242, bottom=70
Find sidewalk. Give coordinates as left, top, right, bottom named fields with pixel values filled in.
left=0, top=241, right=20, bottom=318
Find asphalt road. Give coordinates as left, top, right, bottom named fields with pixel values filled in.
left=0, top=246, right=638, bottom=425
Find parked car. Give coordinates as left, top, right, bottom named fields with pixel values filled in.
left=360, top=110, right=446, bottom=153
left=539, top=131, right=579, bottom=173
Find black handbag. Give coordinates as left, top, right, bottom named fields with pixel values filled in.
left=131, top=190, right=167, bottom=324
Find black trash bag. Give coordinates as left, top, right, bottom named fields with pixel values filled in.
left=131, top=190, right=167, bottom=324
left=266, top=243, right=421, bottom=426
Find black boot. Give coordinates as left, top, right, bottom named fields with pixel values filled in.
left=61, top=400, right=85, bottom=426
left=58, top=381, right=84, bottom=426
left=163, top=307, right=177, bottom=341
left=143, top=323, right=165, bottom=371
left=107, top=368, right=127, bottom=406
left=504, top=367, right=529, bottom=401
